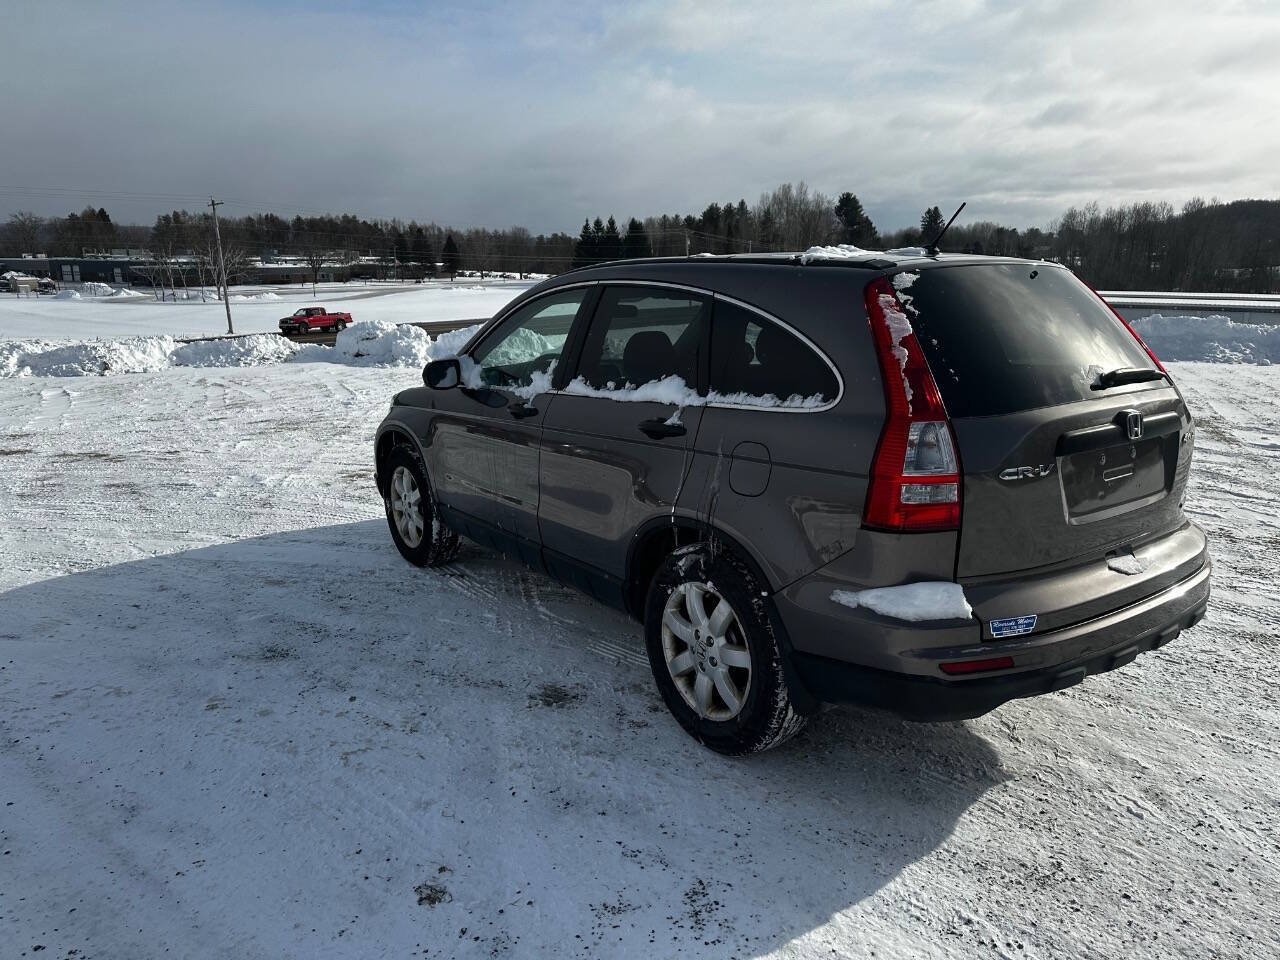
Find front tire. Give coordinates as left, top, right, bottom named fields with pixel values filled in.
left=644, top=545, right=806, bottom=755
left=383, top=445, right=460, bottom=567
left=296, top=322, right=309, bottom=335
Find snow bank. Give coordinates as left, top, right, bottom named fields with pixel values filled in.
left=831, top=582, right=973, bottom=621
left=171, top=334, right=300, bottom=368
left=0, top=334, right=303, bottom=377
left=0, top=336, right=174, bottom=377
left=0, top=321, right=480, bottom=378
left=328, top=319, right=471, bottom=368
left=1130, top=313, right=1280, bottom=364
left=82, top=282, right=116, bottom=297
left=111, top=287, right=146, bottom=298
left=53, top=290, right=81, bottom=300
left=229, top=291, right=282, bottom=302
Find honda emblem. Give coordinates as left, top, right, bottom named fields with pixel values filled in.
left=1126, top=411, right=1144, bottom=440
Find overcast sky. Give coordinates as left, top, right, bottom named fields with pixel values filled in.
left=3, top=0, right=1278, bottom=234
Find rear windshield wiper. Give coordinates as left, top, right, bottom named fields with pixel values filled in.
left=1092, top=366, right=1167, bottom=390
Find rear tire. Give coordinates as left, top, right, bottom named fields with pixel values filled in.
left=644, top=544, right=806, bottom=755
left=383, top=445, right=460, bottom=567
left=334, top=320, right=346, bottom=332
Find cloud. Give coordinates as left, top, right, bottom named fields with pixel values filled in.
left=1, top=0, right=1277, bottom=233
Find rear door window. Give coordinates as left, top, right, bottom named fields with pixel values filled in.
left=708, top=299, right=837, bottom=406
left=573, top=286, right=709, bottom=390
left=900, top=263, right=1156, bottom=417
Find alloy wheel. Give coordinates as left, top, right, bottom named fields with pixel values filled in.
left=389, top=465, right=425, bottom=548
left=660, top=581, right=752, bottom=720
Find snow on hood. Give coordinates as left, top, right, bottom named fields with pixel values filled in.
left=831, top=582, right=973, bottom=622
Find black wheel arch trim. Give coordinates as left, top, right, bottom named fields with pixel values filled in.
left=374, top=419, right=432, bottom=499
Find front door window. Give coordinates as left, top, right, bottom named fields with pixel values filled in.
left=467, top=288, right=587, bottom=390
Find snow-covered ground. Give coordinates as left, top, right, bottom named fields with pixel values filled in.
left=0, top=279, right=532, bottom=340
left=1, top=362, right=1277, bottom=958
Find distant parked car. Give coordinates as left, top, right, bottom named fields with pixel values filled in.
left=374, top=253, right=1210, bottom=754
left=279, top=307, right=351, bottom=335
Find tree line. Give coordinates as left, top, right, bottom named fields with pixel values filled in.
left=4, top=186, right=1279, bottom=292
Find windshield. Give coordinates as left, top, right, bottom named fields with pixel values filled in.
left=898, top=263, right=1157, bottom=417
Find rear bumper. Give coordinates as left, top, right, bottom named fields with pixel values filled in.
left=789, top=557, right=1210, bottom=721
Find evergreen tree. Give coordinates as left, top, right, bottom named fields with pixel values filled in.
left=572, top=218, right=595, bottom=268
left=442, top=234, right=462, bottom=279
left=920, top=206, right=945, bottom=243
left=835, top=192, right=879, bottom=247
left=602, top=216, right=622, bottom=261
left=621, top=218, right=651, bottom=260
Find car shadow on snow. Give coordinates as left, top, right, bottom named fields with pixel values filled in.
left=1, top=520, right=1006, bottom=959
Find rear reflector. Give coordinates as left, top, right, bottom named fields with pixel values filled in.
left=863, top=277, right=961, bottom=531
left=940, top=656, right=1015, bottom=675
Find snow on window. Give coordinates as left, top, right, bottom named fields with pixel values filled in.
left=482, top=326, right=556, bottom=367
left=830, top=582, right=973, bottom=622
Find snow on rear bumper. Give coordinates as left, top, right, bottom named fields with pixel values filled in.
left=788, top=558, right=1210, bottom=721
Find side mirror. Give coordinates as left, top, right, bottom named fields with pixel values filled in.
left=423, top=357, right=461, bottom=389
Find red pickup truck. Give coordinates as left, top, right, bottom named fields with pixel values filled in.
left=279, top=307, right=352, bottom=335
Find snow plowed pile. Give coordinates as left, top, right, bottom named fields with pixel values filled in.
left=0, top=321, right=481, bottom=377
left=1131, top=313, right=1279, bottom=364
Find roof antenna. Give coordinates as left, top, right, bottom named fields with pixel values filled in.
left=924, top=201, right=966, bottom=257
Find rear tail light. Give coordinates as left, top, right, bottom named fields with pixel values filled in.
left=1088, top=284, right=1167, bottom=373
left=863, top=277, right=961, bottom=531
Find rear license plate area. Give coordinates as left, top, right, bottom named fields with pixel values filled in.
left=1059, top=435, right=1174, bottom=523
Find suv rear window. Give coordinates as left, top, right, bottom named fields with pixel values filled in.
left=900, top=263, right=1156, bottom=417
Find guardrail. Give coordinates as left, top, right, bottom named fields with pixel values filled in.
left=1101, top=290, right=1280, bottom=317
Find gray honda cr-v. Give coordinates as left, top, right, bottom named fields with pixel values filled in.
left=373, top=252, right=1210, bottom=754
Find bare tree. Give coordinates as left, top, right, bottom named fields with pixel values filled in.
left=302, top=241, right=328, bottom=296
left=6, top=211, right=44, bottom=255
left=220, top=246, right=250, bottom=290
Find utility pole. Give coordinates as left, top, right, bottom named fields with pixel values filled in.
left=208, top=197, right=233, bottom=334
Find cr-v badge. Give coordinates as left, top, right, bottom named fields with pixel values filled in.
left=998, top=463, right=1056, bottom=482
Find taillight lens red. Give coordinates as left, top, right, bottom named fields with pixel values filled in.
left=1087, top=284, right=1167, bottom=373
left=863, top=277, right=961, bottom=532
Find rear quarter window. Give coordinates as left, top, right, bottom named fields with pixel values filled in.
left=709, top=300, right=837, bottom=406
left=899, top=263, right=1155, bottom=417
